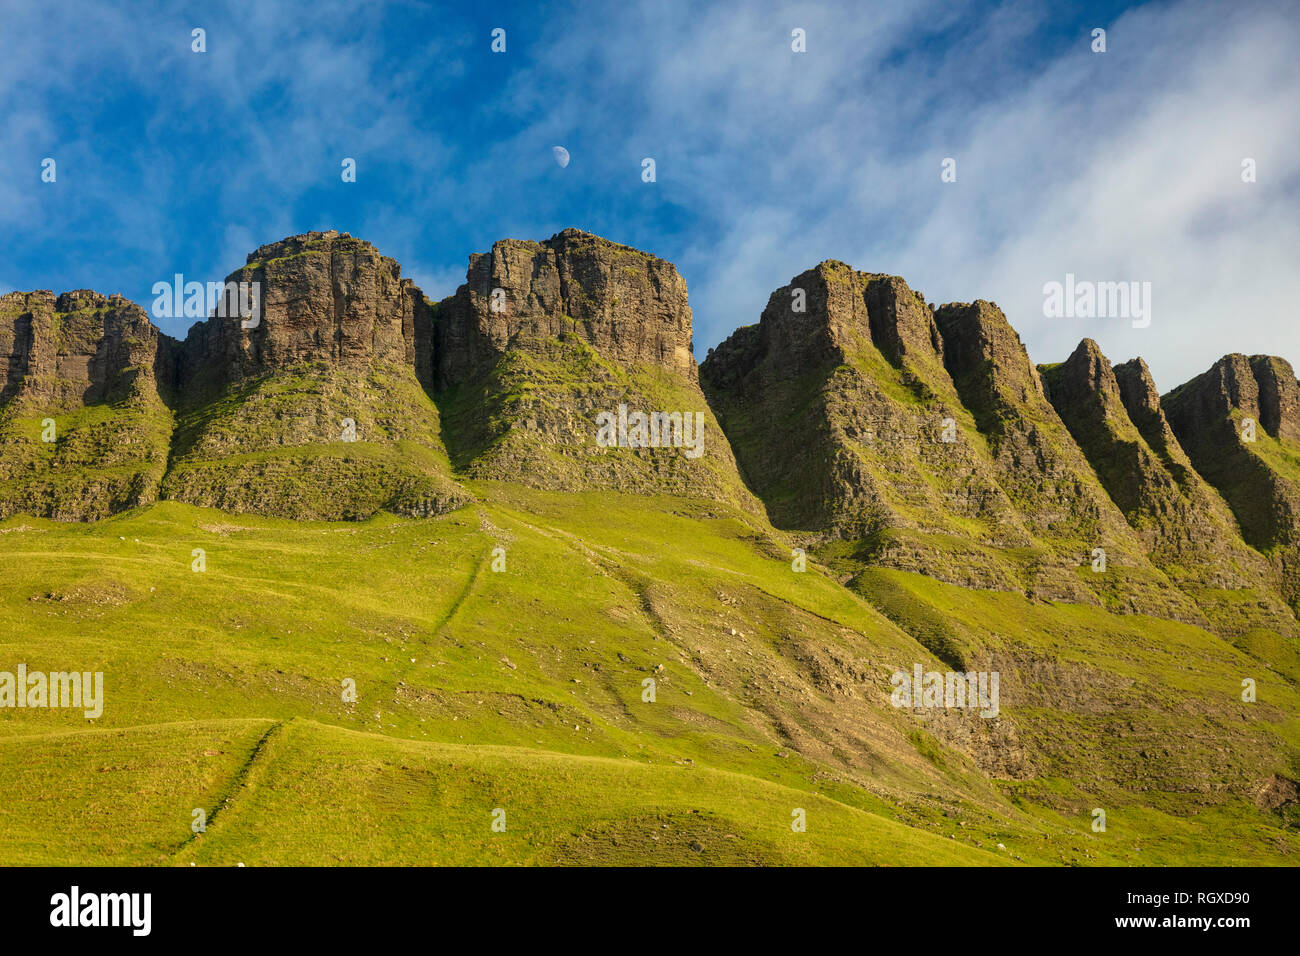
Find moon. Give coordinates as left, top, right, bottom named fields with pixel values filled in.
left=552, top=146, right=570, bottom=168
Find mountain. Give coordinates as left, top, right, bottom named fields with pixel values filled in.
left=1, top=231, right=1298, bottom=866
left=0, top=290, right=173, bottom=520
left=1163, top=354, right=1300, bottom=613
left=433, top=229, right=757, bottom=510
left=2, top=229, right=754, bottom=520
left=1040, top=340, right=1299, bottom=644
left=161, top=231, right=469, bottom=520
left=700, top=266, right=1193, bottom=619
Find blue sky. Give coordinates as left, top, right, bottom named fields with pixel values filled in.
left=2, top=0, right=1297, bottom=390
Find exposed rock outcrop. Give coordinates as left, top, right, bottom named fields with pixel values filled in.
left=433, top=230, right=756, bottom=509
left=702, top=264, right=1029, bottom=577
left=434, top=228, right=696, bottom=389
left=158, top=231, right=469, bottom=520
left=1164, top=354, right=1300, bottom=607
left=0, top=291, right=173, bottom=519
left=932, top=304, right=1163, bottom=600
left=176, top=231, right=422, bottom=394
left=703, top=268, right=1194, bottom=616
left=1, top=229, right=762, bottom=519
left=1041, top=341, right=1297, bottom=638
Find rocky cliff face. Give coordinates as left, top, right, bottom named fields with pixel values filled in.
left=1040, top=340, right=1297, bottom=638
left=176, top=231, right=421, bottom=394
left=0, top=290, right=173, bottom=519
left=1, top=290, right=168, bottom=411
left=1248, top=355, right=1300, bottom=444
left=0, top=229, right=756, bottom=519
left=933, top=301, right=1045, bottom=415
left=702, top=271, right=1198, bottom=618
left=1040, top=339, right=1203, bottom=556
left=433, top=229, right=756, bottom=509
left=1163, top=354, right=1300, bottom=608
left=702, top=263, right=1031, bottom=582
left=434, top=228, right=696, bottom=389
left=932, top=302, right=1207, bottom=622
left=160, top=231, right=467, bottom=520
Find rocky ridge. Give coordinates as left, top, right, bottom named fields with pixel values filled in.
left=4, top=230, right=1300, bottom=642
left=1040, top=340, right=1298, bottom=639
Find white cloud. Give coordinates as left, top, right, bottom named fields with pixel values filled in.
left=492, top=0, right=1300, bottom=391
left=884, top=0, right=1300, bottom=390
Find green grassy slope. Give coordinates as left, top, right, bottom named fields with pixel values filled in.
left=160, top=361, right=468, bottom=520
left=437, top=333, right=758, bottom=513
left=1, top=491, right=1296, bottom=865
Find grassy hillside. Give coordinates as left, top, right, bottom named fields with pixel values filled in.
left=2, top=490, right=1296, bottom=865
left=437, top=332, right=758, bottom=512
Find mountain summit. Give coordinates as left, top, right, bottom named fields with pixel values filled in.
left=432, top=229, right=756, bottom=508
